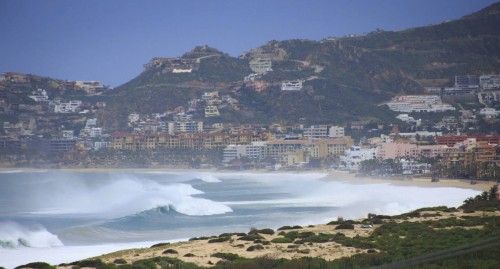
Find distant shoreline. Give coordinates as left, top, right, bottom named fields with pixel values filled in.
left=0, top=167, right=495, bottom=192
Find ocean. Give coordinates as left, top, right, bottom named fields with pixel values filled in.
left=0, top=170, right=479, bottom=268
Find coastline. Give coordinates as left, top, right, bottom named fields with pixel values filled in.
left=325, top=170, right=496, bottom=192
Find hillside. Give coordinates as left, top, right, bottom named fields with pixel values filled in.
left=2, top=3, right=499, bottom=130
left=98, top=3, right=500, bottom=129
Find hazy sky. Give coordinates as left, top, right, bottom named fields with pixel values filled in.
left=0, top=0, right=497, bottom=86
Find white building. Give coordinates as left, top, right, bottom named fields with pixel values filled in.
left=128, top=113, right=140, bottom=125
left=401, top=159, right=431, bottom=175
left=281, top=80, right=303, bottom=91
left=244, top=73, right=259, bottom=82
left=86, top=118, right=97, bottom=127
left=168, top=121, right=203, bottom=134
left=89, top=127, right=102, bottom=138
left=304, top=125, right=329, bottom=139
left=386, top=95, right=455, bottom=112
left=249, top=58, right=272, bottom=74
left=54, top=100, right=82, bottom=113
left=340, top=146, right=376, bottom=171
left=328, top=126, right=345, bottom=138
left=74, top=81, right=105, bottom=94
left=172, top=68, right=192, bottom=73
left=205, top=106, right=220, bottom=117
left=62, top=130, right=74, bottom=140
left=479, top=108, right=499, bottom=119
left=223, top=144, right=247, bottom=163
left=479, top=75, right=500, bottom=90
left=202, top=91, right=219, bottom=101
left=29, top=89, right=49, bottom=102
left=223, top=142, right=267, bottom=163
left=173, top=112, right=192, bottom=122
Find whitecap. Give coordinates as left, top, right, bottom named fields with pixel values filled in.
left=0, top=222, right=63, bottom=249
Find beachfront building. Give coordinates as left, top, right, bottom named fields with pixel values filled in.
left=222, top=141, right=267, bottom=163
left=340, top=146, right=377, bottom=171
left=376, top=142, right=453, bottom=160
left=401, top=159, right=431, bottom=175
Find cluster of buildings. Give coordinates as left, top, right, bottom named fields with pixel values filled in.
left=339, top=133, right=499, bottom=178
left=245, top=55, right=308, bottom=92
left=386, top=95, right=455, bottom=112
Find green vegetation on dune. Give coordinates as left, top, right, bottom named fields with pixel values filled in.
left=43, top=186, right=498, bottom=269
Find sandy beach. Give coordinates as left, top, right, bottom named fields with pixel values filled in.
left=325, top=170, right=497, bottom=192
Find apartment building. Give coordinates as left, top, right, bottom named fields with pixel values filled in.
left=329, top=126, right=345, bottom=138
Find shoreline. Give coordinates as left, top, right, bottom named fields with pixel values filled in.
left=0, top=167, right=495, bottom=192
left=325, top=170, right=497, bottom=192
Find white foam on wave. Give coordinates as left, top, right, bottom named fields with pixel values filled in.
left=0, top=222, right=63, bottom=249
left=192, top=173, right=221, bottom=183
left=225, top=178, right=479, bottom=222
left=27, top=176, right=231, bottom=218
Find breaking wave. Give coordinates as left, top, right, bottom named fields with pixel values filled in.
left=192, top=173, right=221, bottom=183
left=28, top=176, right=232, bottom=218
left=0, top=222, right=63, bottom=249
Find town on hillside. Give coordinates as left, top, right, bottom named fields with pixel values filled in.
left=0, top=68, right=499, bottom=181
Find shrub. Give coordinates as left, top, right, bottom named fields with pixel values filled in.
left=246, top=244, right=264, bottom=251
left=238, top=234, right=264, bottom=241
left=277, top=225, right=302, bottom=230
left=14, top=262, right=55, bottom=269
left=211, top=252, right=240, bottom=261
left=271, top=237, right=294, bottom=243
left=189, top=236, right=216, bottom=241
left=335, top=223, right=355, bottom=230
left=113, top=258, right=127, bottom=264
left=208, top=236, right=230, bottom=243
left=162, top=249, right=178, bottom=254
left=249, top=228, right=274, bottom=235
left=150, top=242, right=170, bottom=248
left=183, top=253, right=195, bottom=257
left=219, top=232, right=246, bottom=237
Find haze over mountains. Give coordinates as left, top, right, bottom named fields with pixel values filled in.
left=1, top=2, right=500, bottom=129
